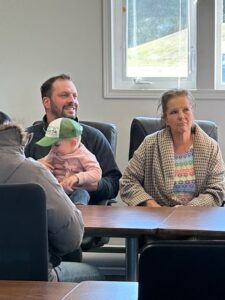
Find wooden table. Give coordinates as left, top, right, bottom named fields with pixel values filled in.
left=0, top=280, right=138, bottom=300
left=64, top=281, right=138, bottom=300
left=79, top=205, right=225, bottom=281
left=78, top=205, right=173, bottom=281
left=0, top=280, right=77, bottom=300
left=158, top=206, right=225, bottom=239
left=78, top=205, right=172, bottom=236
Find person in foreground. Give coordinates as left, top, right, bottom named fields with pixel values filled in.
left=120, top=89, right=225, bottom=207
left=37, top=117, right=102, bottom=205
left=0, top=112, right=103, bottom=282
left=25, top=74, right=121, bottom=205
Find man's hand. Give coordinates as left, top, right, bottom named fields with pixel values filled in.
left=84, top=181, right=99, bottom=192
left=53, top=163, right=66, bottom=177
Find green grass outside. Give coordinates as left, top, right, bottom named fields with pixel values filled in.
left=127, top=29, right=188, bottom=67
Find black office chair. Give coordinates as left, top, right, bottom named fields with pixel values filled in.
left=81, top=120, right=118, bottom=206
left=0, top=183, right=48, bottom=281
left=138, top=240, right=225, bottom=300
left=81, top=120, right=117, bottom=159
left=129, top=117, right=218, bottom=160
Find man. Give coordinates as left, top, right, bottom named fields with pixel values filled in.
left=25, top=74, right=121, bottom=205
left=0, top=112, right=102, bottom=281
left=0, top=112, right=84, bottom=280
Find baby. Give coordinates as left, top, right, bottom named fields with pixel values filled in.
left=36, top=117, right=102, bottom=205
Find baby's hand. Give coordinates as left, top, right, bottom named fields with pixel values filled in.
left=60, top=175, right=79, bottom=192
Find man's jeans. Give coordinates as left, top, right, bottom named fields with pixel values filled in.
left=54, top=261, right=104, bottom=282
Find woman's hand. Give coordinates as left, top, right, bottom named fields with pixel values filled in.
left=145, top=199, right=161, bottom=207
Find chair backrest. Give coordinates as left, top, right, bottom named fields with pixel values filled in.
left=129, top=117, right=218, bottom=159
left=0, top=183, right=48, bottom=281
left=138, top=240, right=225, bottom=300
left=81, top=121, right=117, bottom=157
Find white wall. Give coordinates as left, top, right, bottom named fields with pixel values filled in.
left=1, top=0, right=225, bottom=178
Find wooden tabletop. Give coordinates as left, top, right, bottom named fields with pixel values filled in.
left=0, top=280, right=77, bottom=300
left=79, top=205, right=225, bottom=239
left=0, top=280, right=138, bottom=300
left=158, top=206, right=225, bottom=239
left=64, top=281, right=138, bottom=300
left=78, top=205, right=173, bottom=236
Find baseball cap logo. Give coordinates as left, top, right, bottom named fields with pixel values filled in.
left=46, top=126, right=59, bottom=138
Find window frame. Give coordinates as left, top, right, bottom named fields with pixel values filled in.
left=103, top=0, right=225, bottom=100
left=215, top=0, right=224, bottom=89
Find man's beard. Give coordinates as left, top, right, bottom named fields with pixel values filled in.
left=50, top=102, right=77, bottom=119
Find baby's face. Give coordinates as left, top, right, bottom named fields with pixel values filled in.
left=53, top=137, right=79, bottom=155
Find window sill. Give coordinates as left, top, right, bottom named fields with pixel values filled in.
left=104, top=88, right=225, bottom=100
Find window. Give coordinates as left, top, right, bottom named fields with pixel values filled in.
left=215, top=0, right=225, bottom=89
left=125, top=0, right=196, bottom=87
left=103, top=0, right=225, bottom=99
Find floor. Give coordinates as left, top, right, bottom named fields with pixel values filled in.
left=82, top=242, right=126, bottom=281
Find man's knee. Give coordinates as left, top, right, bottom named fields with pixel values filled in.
left=55, top=261, right=104, bottom=282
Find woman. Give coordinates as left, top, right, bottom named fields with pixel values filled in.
left=120, top=89, right=225, bottom=207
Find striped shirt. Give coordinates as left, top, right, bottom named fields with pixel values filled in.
left=173, top=146, right=196, bottom=204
